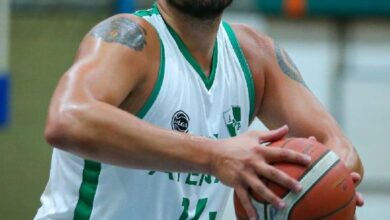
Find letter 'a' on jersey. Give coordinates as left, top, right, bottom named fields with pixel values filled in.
left=35, top=4, right=255, bottom=220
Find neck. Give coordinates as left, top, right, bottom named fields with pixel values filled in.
left=158, top=1, right=221, bottom=76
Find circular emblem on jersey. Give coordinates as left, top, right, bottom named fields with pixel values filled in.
left=171, top=110, right=190, bottom=133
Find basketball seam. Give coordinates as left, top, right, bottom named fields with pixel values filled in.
left=254, top=142, right=329, bottom=204
left=311, top=193, right=356, bottom=220
left=297, top=149, right=332, bottom=182
left=287, top=159, right=341, bottom=220
left=277, top=148, right=331, bottom=199
left=279, top=138, right=294, bottom=149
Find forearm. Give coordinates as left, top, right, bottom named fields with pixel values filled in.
left=45, top=101, right=215, bottom=174
left=292, top=115, right=364, bottom=178
left=267, top=106, right=365, bottom=178
left=322, top=134, right=364, bottom=179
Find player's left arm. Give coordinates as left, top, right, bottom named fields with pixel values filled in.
left=261, top=42, right=364, bottom=176
left=232, top=24, right=364, bottom=179
left=263, top=44, right=364, bottom=176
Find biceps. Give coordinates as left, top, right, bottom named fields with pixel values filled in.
left=257, top=42, right=339, bottom=137
left=55, top=56, right=139, bottom=108
left=258, top=69, right=334, bottom=138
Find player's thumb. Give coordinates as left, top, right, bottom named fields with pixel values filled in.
left=259, top=125, right=289, bottom=143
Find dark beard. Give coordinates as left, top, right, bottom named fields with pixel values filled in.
left=166, top=0, right=233, bottom=19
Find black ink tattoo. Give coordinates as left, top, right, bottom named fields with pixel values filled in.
left=91, top=17, right=147, bottom=51
left=275, top=43, right=308, bottom=88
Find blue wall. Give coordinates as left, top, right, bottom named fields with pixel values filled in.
left=115, top=0, right=136, bottom=14
left=0, top=72, right=10, bottom=127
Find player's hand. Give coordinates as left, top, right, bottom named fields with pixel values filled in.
left=210, top=125, right=311, bottom=220
left=350, top=172, right=364, bottom=207
left=308, top=136, right=363, bottom=219
left=351, top=172, right=364, bottom=220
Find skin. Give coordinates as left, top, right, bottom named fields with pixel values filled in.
left=231, top=24, right=364, bottom=218
left=44, top=0, right=364, bottom=219
left=166, top=0, right=233, bottom=19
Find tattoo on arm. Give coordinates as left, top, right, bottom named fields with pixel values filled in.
left=275, top=43, right=308, bottom=88
left=90, top=17, right=147, bottom=51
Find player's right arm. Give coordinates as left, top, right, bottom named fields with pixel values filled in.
left=45, top=15, right=310, bottom=215
left=45, top=14, right=214, bottom=173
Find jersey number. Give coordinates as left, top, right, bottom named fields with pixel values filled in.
left=179, top=197, right=217, bottom=220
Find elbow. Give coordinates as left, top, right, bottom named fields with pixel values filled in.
left=320, top=131, right=365, bottom=179
left=341, top=143, right=365, bottom=180
left=44, top=106, right=85, bottom=150
left=44, top=117, right=69, bottom=149
left=353, top=153, right=365, bottom=181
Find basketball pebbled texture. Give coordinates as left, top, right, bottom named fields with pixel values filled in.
left=234, top=138, right=356, bottom=220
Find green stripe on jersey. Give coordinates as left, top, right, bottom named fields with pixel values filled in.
left=137, top=3, right=219, bottom=90
left=166, top=24, right=218, bottom=90
left=73, top=6, right=166, bottom=220
left=134, top=4, right=159, bottom=17
left=135, top=4, right=166, bottom=118
left=222, top=22, right=256, bottom=122
left=137, top=37, right=166, bottom=118
left=73, top=161, right=101, bottom=220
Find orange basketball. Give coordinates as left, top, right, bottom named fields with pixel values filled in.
left=234, top=138, right=356, bottom=220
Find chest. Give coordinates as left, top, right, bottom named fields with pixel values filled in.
left=142, top=45, right=251, bottom=139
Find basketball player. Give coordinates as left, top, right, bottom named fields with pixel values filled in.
left=35, top=0, right=364, bottom=219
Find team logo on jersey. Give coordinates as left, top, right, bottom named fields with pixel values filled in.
left=223, top=106, right=241, bottom=137
left=171, top=110, right=190, bottom=133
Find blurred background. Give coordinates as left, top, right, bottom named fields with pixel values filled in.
left=0, top=0, right=389, bottom=219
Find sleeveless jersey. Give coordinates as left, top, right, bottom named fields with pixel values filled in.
left=35, top=4, right=255, bottom=220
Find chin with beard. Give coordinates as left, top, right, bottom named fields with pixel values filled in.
left=166, top=0, right=233, bottom=19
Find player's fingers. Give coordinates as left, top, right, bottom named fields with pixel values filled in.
left=243, top=173, right=285, bottom=209
left=264, top=148, right=311, bottom=165
left=258, top=164, right=302, bottom=192
left=356, top=192, right=364, bottom=207
left=258, top=125, right=289, bottom=143
left=235, top=187, right=257, bottom=220
left=350, top=172, right=362, bottom=185
left=308, top=136, right=317, bottom=141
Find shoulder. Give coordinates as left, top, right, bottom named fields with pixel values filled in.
left=93, top=13, right=157, bottom=33
left=76, top=13, right=162, bottom=80
left=88, top=13, right=160, bottom=53
left=67, top=13, right=163, bottom=108
left=227, top=23, right=276, bottom=114
left=228, top=23, right=276, bottom=71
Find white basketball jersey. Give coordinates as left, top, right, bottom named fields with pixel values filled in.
left=35, top=4, right=255, bottom=220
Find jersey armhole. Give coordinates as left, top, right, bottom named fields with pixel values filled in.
left=134, top=4, right=159, bottom=17
left=73, top=11, right=166, bottom=220
left=134, top=12, right=166, bottom=119
left=135, top=36, right=166, bottom=119
left=222, top=21, right=256, bottom=123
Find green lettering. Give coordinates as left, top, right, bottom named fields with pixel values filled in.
left=204, top=175, right=212, bottom=184
left=193, top=198, right=208, bottom=220
left=179, top=198, right=190, bottom=220
left=179, top=197, right=216, bottom=220
left=198, top=174, right=205, bottom=186
left=166, top=172, right=174, bottom=180
left=209, top=212, right=217, bottom=220
left=185, top=173, right=199, bottom=186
